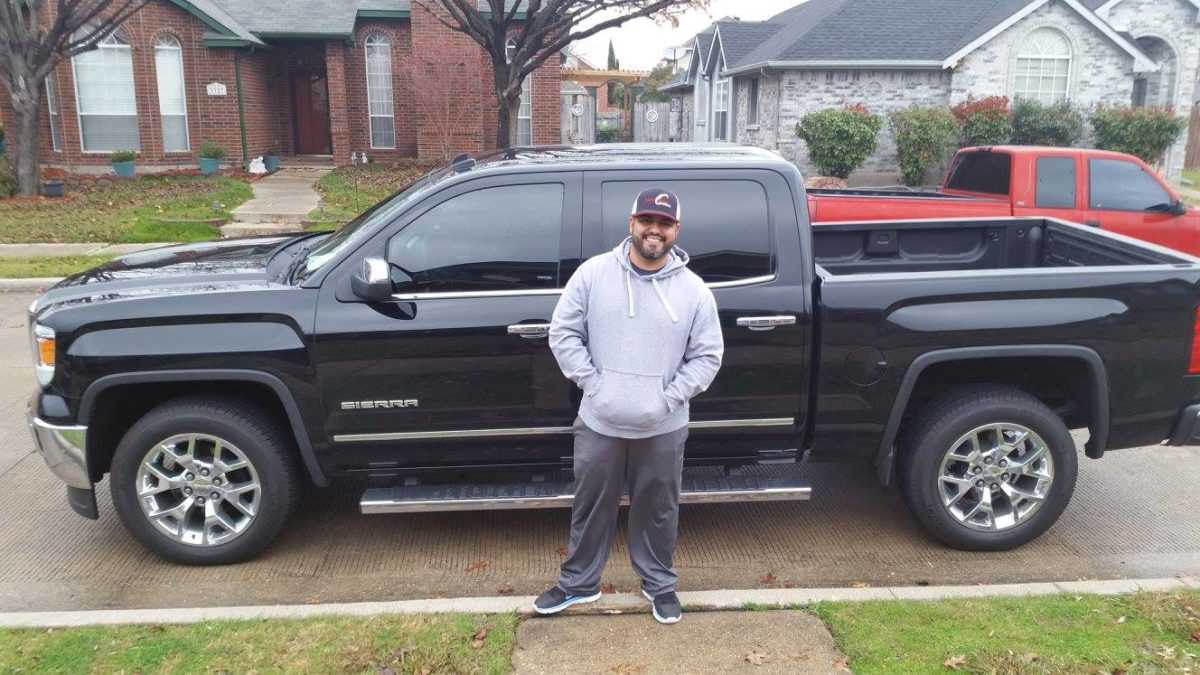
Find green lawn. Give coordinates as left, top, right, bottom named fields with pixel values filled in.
left=814, top=589, right=1200, bottom=674
left=0, top=255, right=114, bottom=279
left=0, top=176, right=251, bottom=244
left=308, top=161, right=439, bottom=227
left=1183, top=168, right=1200, bottom=187
left=0, top=613, right=517, bottom=674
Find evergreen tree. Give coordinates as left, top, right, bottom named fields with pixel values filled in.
left=607, top=39, right=620, bottom=70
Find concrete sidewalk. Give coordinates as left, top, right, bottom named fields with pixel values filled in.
left=0, top=242, right=171, bottom=258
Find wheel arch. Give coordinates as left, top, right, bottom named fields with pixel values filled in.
left=875, top=345, right=1109, bottom=485
left=79, top=370, right=330, bottom=487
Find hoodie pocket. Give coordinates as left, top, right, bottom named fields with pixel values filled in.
left=589, top=368, right=670, bottom=431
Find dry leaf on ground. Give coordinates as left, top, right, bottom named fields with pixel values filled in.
left=851, top=581, right=871, bottom=588
left=466, top=559, right=489, bottom=572
left=611, top=662, right=645, bottom=674
left=471, top=628, right=487, bottom=649
left=600, top=583, right=617, bottom=594
left=497, top=585, right=514, bottom=596
left=943, top=655, right=967, bottom=669
left=1023, top=652, right=1039, bottom=663
left=555, top=546, right=569, bottom=557
left=834, top=655, right=852, bottom=672
left=744, top=651, right=768, bottom=666
left=1190, top=629, right=1200, bottom=642
left=759, top=572, right=777, bottom=585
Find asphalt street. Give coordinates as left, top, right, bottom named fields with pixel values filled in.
left=2, top=288, right=1199, bottom=612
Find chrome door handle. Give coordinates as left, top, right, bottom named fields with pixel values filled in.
left=508, top=323, right=551, bottom=339
left=736, top=316, right=797, bottom=331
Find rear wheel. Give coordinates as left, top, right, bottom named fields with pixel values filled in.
left=898, top=386, right=1078, bottom=551
left=110, top=396, right=301, bottom=564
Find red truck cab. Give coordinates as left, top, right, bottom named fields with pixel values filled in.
left=809, top=146, right=1200, bottom=256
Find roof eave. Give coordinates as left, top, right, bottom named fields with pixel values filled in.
left=722, top=60, right=945, bottom=77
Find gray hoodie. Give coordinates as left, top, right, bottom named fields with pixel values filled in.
left=549, top=237, right=724, bottom=439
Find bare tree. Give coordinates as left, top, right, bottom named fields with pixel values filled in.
left=412, top=0, right=703, bottom=149
left=1, top=0, right=146, bottom=196
left=410, top=57, right=483, bottom=161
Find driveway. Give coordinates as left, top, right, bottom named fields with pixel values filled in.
left=2, top=289, right=1198, bottom=612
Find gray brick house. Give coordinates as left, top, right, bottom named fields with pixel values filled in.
left=663, top=0, right=1200, bottom=182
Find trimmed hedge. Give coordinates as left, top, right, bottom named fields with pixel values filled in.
left=952, top=96, right=1013, bottom=148
left=796, top=104, right=883, bottom=179
left=1011, top=100, right=1083, bottom=147
left=888, top=107, right=960, bottom=186
left=1091, top=106, right=1187, bottom=165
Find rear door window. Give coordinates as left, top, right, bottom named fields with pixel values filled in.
left=598, top=179, right=772, bottom=283
left=945, top=152, right=1012, bottom=195
left=1035, top=156, right=1076, bottom=208
left=1088, top=159, right=1172, bottom=211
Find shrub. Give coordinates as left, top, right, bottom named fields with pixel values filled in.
left=109, top=149, right=138, bottom=163
left=952, top=96, right=1012, bottom=147
left=0, top=157, right=15, bottom=198
left=595, top=127, right=629, bottom=143
left=1091, top=105, right=1187, bottom=165
left=887, top=107, right=959, bottom=186
left=0, top=123, right=5, bottom=143
left=796, top=104, right=883, bottom=178
left=199, top=140, right=228, bottom=160
left=1010, top=99, right=1083, bottom=147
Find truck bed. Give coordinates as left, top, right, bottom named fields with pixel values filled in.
left=812, top=217, right=1190, bottom=275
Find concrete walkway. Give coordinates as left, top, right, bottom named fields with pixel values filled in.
left=0, top=242, right=171, bottom=258
left=223, top=168, right=328, bottom=237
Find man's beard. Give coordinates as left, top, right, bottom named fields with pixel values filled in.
left=633, top=232, right=674, bottom=261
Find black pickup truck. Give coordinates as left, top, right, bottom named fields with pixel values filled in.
left=27, top=145, right=1200, bottom=565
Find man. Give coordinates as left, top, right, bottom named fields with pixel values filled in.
left=533, top=188, right=724, bottom=625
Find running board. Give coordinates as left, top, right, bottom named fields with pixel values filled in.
left=360, top=476, right=812, bottom=514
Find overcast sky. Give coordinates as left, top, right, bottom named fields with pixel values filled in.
left=575, top=0, right=802, bottom=71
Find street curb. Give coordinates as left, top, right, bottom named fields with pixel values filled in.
left=0, top=577, right=1195, bottom=628
left=0, top=278, right=63, bottom=292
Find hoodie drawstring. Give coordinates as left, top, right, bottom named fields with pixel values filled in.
left=625, top=269, right=636, bottom=318
left=651, top=277, right=680, bottom=323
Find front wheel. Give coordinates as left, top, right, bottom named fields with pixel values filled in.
left=110, top=396, right=302, bottom=565
left=898, top=386, right=1078, bottom=551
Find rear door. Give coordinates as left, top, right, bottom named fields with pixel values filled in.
left=580, top=169, right=811, bottom=464
left=1013, top=153, right=1086, bottom=223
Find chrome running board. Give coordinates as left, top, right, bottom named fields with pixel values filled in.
left=360, top=476, right=812, bottom=514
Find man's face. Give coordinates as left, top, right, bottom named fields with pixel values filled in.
left=629, top=213, right=680, bottom=261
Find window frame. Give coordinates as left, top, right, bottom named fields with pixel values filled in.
left=507, top=38, right=533, bottom=146
left=71, top=26, right=139, bottom=153
left=747, top=77, right=760, bottom=126
left=1035, top=156, right=1077, bottom=209
left=365, top=32, right=396, bottom=150
left=154, top=34, right=190, bottom=153
left=712, top=78, right=730, bottom=141
left=45, top=75, right=63, bottom=152
left=1087, top=158, right=1173, bottom=213
left=1012, top=28, right=1072, bottom=104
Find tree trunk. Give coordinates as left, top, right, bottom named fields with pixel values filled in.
left=9, top=91, right=43, bottom=197
left=496, top=92, right=523, bottom=149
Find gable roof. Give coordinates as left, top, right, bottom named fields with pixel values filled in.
left=665, top=0, right=1156, bottom=81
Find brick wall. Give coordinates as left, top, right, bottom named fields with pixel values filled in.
left=343, top=21, right=417, bottom=160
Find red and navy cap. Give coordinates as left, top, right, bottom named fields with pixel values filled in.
left=631, top=188, right=682, bottom=223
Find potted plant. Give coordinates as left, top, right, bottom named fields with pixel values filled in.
left=41, top=179, right=65, bottom=198
left=110, top=149, right=137, bottom=178
left=264, top=144, right=281, bottom=172
left=198, top=140, right=226, bottom=175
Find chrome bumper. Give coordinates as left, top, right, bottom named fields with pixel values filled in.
left=27, top=413, right=90, bottom=489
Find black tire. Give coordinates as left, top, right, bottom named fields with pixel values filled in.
left=109, top=396, right=302, bottom=565
left=897, top=385, right=1078, bottom=551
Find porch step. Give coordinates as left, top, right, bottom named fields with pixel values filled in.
left=360, top=475, right=812, bottom=514
left=219, top=222, right=306, bottom=238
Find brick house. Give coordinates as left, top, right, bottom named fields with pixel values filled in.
left=5, top=0, right=562, bottom=172
left=664, top=0, right=1200, bottom=182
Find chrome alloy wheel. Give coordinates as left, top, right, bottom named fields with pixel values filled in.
left=136, top=433, right=262, bottom=547
left=937, top=423, right=1055, bottom=532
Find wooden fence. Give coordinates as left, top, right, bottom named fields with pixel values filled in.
left=560, top=93, right=595, bottom=144
left=633, top=102, right=672, bottom=143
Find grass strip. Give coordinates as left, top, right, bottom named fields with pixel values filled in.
left=0, top=612, right=517, bottom=674
left=813, top=589, right=1200, bottom=674
left=308, top=161, right=438, bottom=226
left=0, top=255, right=115, bottom=279
left=0, top=176, right=250, bottom=244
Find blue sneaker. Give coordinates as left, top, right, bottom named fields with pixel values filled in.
left=642, top=589, right=682, bottom=624
left=533, top=586, right=602, bottom=615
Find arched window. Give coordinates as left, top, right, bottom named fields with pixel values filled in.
left=154, top=35, right=189, bottom=151
left=365, top=33, right=395, bottom=149
left=507, top=38, right=532, bottom=146
left=1014, top=28, right=1072, bottom=104
left=72, top=26, right=139, bottom=151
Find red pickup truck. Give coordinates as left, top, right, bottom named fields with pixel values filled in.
left=809, top=146, right=1200, bottom=256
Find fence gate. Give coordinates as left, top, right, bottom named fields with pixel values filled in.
left=633, top=102, right=672, bottom=143
left=561, top=93, right=595, bottom=144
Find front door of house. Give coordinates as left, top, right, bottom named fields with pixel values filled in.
left=292, top=73, right=331, bottom=155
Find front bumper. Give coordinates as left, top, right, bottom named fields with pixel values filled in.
left=1166, top=403, right=1200, bottom=446
left=26, top=412, right=90, bottom=490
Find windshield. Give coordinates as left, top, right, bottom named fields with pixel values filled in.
left=294, top=162, right=461, bottom=282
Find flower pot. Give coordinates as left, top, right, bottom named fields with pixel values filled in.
left=41, top=179, right=65, bottom=198
left=111, top=161, right=135, bottom=178
left=264, top=155, right=281, bottom=171
left=199, top=157, right=221, bottom=175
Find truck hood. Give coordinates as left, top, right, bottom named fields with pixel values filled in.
left=31, top=234, right=303, bottom=315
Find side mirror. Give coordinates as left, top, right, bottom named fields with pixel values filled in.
left=351, top=257, right=392, bottom=302
left=1172, top=199, right=1189, bottom=217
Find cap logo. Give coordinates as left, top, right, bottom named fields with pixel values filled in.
left=654, top=194, right=672, bottom=207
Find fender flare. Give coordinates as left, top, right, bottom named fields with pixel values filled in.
left=79, top=369, right=330, bottom=487
left=875, top=345, right=1109, bottom=485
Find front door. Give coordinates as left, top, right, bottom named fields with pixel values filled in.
left=1084, top=156, right=1190, bottom=252
left=313, top=173, right=584, bottom=476
left=292, top=73, right=331, bottom=155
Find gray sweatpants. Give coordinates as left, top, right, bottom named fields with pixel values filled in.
left=556, top=416, right=689, bottom=597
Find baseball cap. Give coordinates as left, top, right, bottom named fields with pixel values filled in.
left=631, top=188, right=682, bottom=223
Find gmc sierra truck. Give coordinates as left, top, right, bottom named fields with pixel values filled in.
left=27, top=145, right=1200, bottom=565
left=809, top=145, right=1200, bottom=256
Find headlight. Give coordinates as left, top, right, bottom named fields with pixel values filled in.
left=31, top=324, right=55, bottom=387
